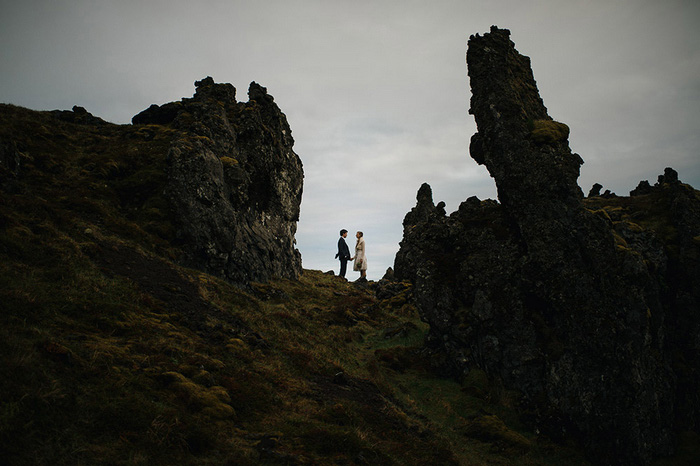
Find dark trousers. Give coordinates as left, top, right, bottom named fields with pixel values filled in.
left=339, top=259, right=348, bottom=278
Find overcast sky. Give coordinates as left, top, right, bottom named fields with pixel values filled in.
left=2, top=0, right=699, bottom=280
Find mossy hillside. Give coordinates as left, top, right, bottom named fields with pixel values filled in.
left=584, top=186, right=697, bottom=248
left=0, top=104, right=178, bottom=256
left=0, top=248, right=589, bottom=466
left=0, top=103, right=596, bottom=464
left=0, top=221, right=582, bottom=465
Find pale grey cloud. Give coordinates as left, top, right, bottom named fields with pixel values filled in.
left=2, top=0, right=698, bottom=280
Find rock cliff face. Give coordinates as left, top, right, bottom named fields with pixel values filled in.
left=395, top=27, right=700, bottom=464
left=133, top=77, right=303, bottom=284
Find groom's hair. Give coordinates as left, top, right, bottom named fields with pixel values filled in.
left=340, top=229, right=348, bottom=236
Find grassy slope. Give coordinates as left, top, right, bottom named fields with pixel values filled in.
left=0, top=103, right=656, bottom=465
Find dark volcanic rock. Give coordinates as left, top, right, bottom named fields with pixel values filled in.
left=132, top=102, right=182, bottom=125
left=588, top=182, right=603, bottom=197
left=134, top=77, right=303, bottom=284
left=395, top=26, right=700, bottom=464
left=51, top=105, right=108, bottom=125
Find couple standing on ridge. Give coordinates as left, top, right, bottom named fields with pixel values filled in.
left=335, top=229, right=368, bottom=281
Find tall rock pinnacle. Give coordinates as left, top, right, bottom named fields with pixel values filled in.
left=394, top=27, right=700, bottom=464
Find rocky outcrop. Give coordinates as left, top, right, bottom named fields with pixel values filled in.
left=133, top=77, right=304, bottom=284
left=395, top=27, right=700, bottom=464
left=51, top=105, right=109, bottom=125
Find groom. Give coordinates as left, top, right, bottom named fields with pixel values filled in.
left=335, top=229, right=351, bottom=278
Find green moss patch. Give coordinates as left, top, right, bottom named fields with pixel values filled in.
left=529, top=119, right=570, bottom=144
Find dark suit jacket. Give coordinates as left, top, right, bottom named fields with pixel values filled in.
left=337, top=237, right=351, bottom=261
